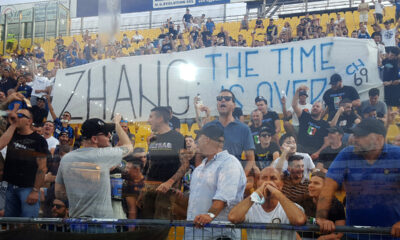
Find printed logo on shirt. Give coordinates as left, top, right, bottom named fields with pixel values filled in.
left=339, top=120, right=347, bottom=127
left=333, top=96, right=342, bottom=109
left=148, top=142, right=173, bottom=150
left=307, top=126, right=317, bottom=136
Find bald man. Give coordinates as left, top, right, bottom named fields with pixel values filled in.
left=229, top=167, right=306, bottom=240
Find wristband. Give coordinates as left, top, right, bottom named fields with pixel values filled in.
left=250, top=192, right=265, bottom=205
left=207, top=212, right=216, bottom=219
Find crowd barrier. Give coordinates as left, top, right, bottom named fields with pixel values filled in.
left=0, top=218, right=394, bottom=240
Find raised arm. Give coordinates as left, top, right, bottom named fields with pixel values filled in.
left=113, top=114, right=134, bottom=157
left=292, top=87, right=304, bottom=118
left=0, top=113, right=17, bottom=149
left=47, top=95, right=58, bottom=121
left=329, top=106, right=344, bottom=127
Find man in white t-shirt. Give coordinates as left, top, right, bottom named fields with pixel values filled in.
left=271, top=133, right=315, bottom=180
left=55, top=114, right=133, bottom=233
left=229, top=167, right=306, bottom=240
left=29, top=70, right=51, bottom=106
left=42, top=121, right=59, bottom=156
left=380, top=19, right=400, bottom=47
left=281, top=91, right=312, bottom=137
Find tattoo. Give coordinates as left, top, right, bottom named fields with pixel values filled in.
left=37, top=169, right=45, bottom=174
left=171, top=165, right=188, bottom=182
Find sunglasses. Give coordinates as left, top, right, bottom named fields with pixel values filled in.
left=216, top=96, right=233, bottom=102
left=53, top=204, right=65, bottom=209
left=260, top=133, right=271, bottom=138
left=120, top=120, right=128, bottom=123
left=17, top=113, right=30, bottom=119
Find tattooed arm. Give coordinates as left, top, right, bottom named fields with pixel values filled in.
left=156, top=149, right=191, bottom=193
left=26, top=157, right=47, bottom=205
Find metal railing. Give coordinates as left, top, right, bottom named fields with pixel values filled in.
left=0, top=218, right=394, bottom=239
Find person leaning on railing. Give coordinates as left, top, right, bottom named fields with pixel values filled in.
left=316, top=118, right=400, bottom=239
left=228, top=167, right=306, bottom=240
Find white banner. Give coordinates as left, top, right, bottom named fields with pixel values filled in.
left=52, top=37, right=380, bottom=123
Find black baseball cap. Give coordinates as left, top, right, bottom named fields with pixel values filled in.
left=329, top=73, right=342, bottom=85
left=259, top=126, right=274, bottom=135
left=255, top=96, right=267, bottom=104
left=350, top=118, right=386, bottom=137
left=196, top=125, right=224, bottom=142
left=327, top=126, right=344, bottom=135
left=80, top=118, right=115, bottom=139
left=60, top=129, right=70, bottom=137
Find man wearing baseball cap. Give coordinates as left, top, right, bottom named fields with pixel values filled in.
left=55, top=114, right=133, bottom=232
left=316, top=118, right=400, bottom=239
left=322, top=73, right=360, bottom=121
left=186, top=124, right=246, bottom=240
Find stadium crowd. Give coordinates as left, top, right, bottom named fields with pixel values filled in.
left=0, top=4, right=400, bottom=240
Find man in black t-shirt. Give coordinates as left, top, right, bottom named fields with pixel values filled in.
left=254, top=126, right=280, bottom=170
left=250, top=109, right=271, bottom=145
left=323, top=73, right=360, bottom=120
left=329, top=99, right=361, bottom=141
left=315, top=127, right=346, bottom=173
left=142, top=106, right=185, bottom=220
left=255, top=96, right=281, bottom=144
left=0, top=67, right=17, bottom=95
left=293, top=86, right=330, bottom=156
left=31, top=97, right=48, bottom=125
left=0, top=108, right=48, bottom=217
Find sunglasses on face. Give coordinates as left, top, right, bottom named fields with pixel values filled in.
left=17, top=113, right=30, bottom=119
left=260, top=133, right=271, bottom=138
left=216, top=96, right=233, bottom=102
left=120, top=120, right=128, bottom=123
left=53, top=204, right=65, bottom=209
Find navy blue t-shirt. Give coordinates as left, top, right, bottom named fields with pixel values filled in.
left=327, top=145, right=400, bottom=232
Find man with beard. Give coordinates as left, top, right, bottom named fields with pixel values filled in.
left=271, top=134, right=315, bottom=183
left=316, top=118, right=400, bottom=239
left=322, top=74, right=360, bottom=121
left=329, top=98, right=361, bottom=143
left=292, top=86, right=330, bottom=156
left=228, top=167, right=306, bottom=240
left=255, top=96, right=281, bottom=144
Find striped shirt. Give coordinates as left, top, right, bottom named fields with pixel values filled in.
left=282, top=175, right=310, bottom=202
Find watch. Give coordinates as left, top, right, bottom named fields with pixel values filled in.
left=207, top=212, right=216, bottom=219
left=250, top=192, right=265, bottom=205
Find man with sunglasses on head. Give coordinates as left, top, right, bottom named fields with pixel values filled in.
left=48, top=97, right=74, bottom=145
left=0, top=108, right=49, bottom=218
left=55, top=114, right=133, bottom=232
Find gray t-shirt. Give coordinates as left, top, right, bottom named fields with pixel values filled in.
left=359, top=100, right=387, bottom=116
left=56, top=147, right=123, bottom=218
